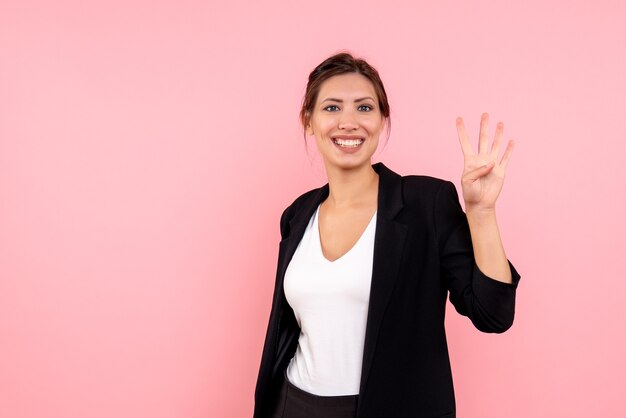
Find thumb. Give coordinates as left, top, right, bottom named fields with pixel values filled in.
left=463, top=161, right=495, bottom=183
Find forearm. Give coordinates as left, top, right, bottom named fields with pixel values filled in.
left=465, top=208, right=512, bottom=284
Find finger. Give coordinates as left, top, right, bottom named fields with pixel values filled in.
left=456, top=117, right=473, bottom=157
left=490, top=121, right=503, bottom=158
left=462, top=161, right=495, bottom=183
left=500, top=140, right=515, bottom=170
left=478, top=112, right=489, bottom=155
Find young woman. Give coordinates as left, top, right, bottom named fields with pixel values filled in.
left=254, top=52, right=520, bottom=418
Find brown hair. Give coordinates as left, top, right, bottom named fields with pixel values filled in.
left=300, top=52, right=391, bottom=141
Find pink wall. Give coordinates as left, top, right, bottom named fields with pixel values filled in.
left=1, top=0, right=625, bottom=417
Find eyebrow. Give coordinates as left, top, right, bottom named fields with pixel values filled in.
left=320, top=96, right=376, bottom=103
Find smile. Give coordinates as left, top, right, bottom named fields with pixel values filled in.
left=332, top=138, right=364, bottom=148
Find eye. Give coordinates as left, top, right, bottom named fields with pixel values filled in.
left=358, top=104, right=374, bottom=112
left=323, top=105, right=340, bottom=112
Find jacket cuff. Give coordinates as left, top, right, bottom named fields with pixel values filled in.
left=472, top=260, right=521, bottom=332
left=474, top=260, right=521, bottom=289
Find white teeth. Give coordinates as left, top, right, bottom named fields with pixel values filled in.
left=333, top=138, right=364, bottom=148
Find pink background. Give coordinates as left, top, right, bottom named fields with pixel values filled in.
left=1, top=0, right=625, bottom=417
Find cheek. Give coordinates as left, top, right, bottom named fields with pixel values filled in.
left=364, top=118, right=384, bottom=134
left=314, top=118, right=337, bottom=135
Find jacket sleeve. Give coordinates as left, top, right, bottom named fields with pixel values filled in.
left=435, top=180, right=521, bottom=333
left=254, top=204, right=293, bottom=417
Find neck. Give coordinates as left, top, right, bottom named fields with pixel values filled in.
left=323, top=162, right=379, bottom=208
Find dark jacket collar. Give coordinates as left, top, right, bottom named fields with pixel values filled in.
left=285, top=162, right=404, bottom=240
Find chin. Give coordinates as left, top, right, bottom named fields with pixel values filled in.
left=326, top=157, right=373, bottom=172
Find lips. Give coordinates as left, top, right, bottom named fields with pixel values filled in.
left=332, top=136, right=364, bottom=148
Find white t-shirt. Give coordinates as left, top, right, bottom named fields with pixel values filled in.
left=284, top=204, right=377, bottom=396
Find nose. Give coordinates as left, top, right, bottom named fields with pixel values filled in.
left=338, top=108, right=358, bottom=130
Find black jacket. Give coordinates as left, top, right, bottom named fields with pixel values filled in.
left=254, top=162, right=521, bottom=418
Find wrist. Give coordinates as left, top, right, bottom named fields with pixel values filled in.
left=465, top=201, right=496, bottom=213
left=465, top=205, right=497, bottom=222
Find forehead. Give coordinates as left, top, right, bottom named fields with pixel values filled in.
left=317, top=73, right=378, bottom=102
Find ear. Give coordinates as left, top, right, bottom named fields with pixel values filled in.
left=304, top=114, right=313, bottom=136
left=382, top=116, right=389, bottom=134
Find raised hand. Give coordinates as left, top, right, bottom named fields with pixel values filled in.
left=456, top=113, right=514, bottom=212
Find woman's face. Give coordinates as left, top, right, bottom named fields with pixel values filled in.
left=306, top=73, right=385, bottom=172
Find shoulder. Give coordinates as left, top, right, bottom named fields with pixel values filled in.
left=399, top=174, right=459, bottom=208
left=281, top=186, right=322, bottom=218
left=395, top=173, right=466, bottom=240
left=376, top=162, right=457, bottom=204
left=278, top=185, right=325, bottom=238
left=287, top=187, right=322, bottom=210
left=401, top=174, right=450, bottom=192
